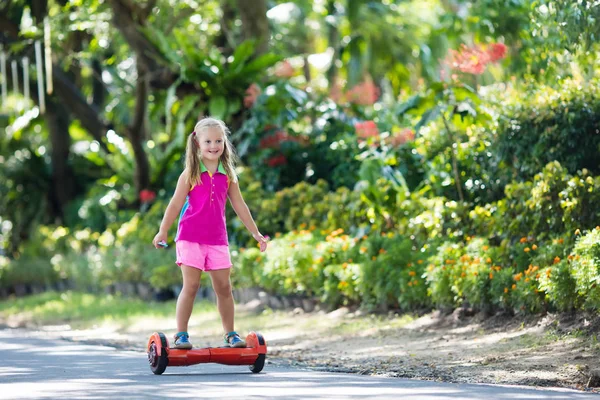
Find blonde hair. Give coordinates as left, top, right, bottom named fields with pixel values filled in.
left=185, top=117, right=238, bottom=188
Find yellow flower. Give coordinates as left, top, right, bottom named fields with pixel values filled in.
left=504, top=287, right=509, bottom=294
left=575, top=229, right=581, bottom=235
left=512, top=284, right=516, bottom=290
left=408, top=270, right=416, bottom=277
left=417, top=260, right=423, bottom=264
left=372, top=256, right=377, bottom=261
left=524, top=247, right=530, bottom=253
left=482, top=245, right=489, bottom=251
left=531, top=244, right=538, bottom=250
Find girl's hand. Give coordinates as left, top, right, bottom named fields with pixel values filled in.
left=152, top=231, right=168, bottom=249
left=253, top=232, right=269, bottom=253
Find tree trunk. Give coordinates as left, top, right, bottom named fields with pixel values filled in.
left=235, top=0, right=269, bottom=55
left=216, top=0, right=236, bottom=57
left=46, top=98, right=77, bottom=222
left=127, top=64, right=151, bottom=197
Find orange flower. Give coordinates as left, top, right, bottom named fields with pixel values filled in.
left=504, top=287, right=509, bottom=294
left=575, top=229, right=581, bottom=235
left=486, top=257, right=492, bottom=263
left=520, top=237, right=528, bottom=244
left=409, top=271, right=416, bottom=277
left=531, top=244, right=538, bottom=250
left=418, top=260, right=423, bottom=264
left=489, top=272, right=494, bottom=280
left=524, top=247, right=530, bottom=253
left=379, top=249, right=386, bottom=254
left=553, top=256, right=561, bottom=264
left=558, top=238, right=564, bottom=244
left=512, top=284, right=517, bottom=290
left=482, top=245, right=489, bottom=251
left=514, top=273, right=523, bottom=282
left=372, top=256, right=377, bottom=261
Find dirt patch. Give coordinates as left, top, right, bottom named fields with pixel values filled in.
left=3, top=304, right=600, bottom=393
left=265, top=308, right=600, bottom=393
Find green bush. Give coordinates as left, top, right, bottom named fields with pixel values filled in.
left=569, top=228, right=600, bottom=310
left=493, top=79, right=600, bottom=181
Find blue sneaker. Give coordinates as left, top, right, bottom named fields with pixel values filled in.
left=173, top=331, right=192, bottom=349
left=224, top=331, right=246, bottom=348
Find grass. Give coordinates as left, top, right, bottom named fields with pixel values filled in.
left=0, top=291, right=418, bottom=340
left=0, top=291, right=215, bottom=329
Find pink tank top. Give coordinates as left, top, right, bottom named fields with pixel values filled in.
left=175, top=163, right=229, bottom=245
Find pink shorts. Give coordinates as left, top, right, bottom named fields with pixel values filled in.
left=175, top=240, right=232, bottom=271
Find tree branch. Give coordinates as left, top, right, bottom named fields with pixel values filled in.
left=52, top=67, right=111, bottom=153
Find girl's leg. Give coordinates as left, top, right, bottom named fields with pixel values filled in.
left=176, top=264, right=202, bottom=333
left=208, top=268, right=234, bottom=333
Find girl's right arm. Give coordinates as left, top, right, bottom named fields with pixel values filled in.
left=152, top=170, right=190, bottom=248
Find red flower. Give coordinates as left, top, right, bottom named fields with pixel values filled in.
left=444, top=42, right=508, bottom=76
left=346, top=76, right=380, bottom=106
left=387, top=128, right=415, bottom=147
left=274, top=60, right=294, bottom=78
left=355, top=120, right=379, bottom=139
left=140, top=189, right=156, bottom=203
left=244, top=83, right=261, bottom=108
left=266, top=154, right=287, bottom=167
left=487, top=43, right=507, bottom=62
left=259, top=130, right=308, bottom=149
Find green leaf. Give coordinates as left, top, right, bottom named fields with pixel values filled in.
left=284, top=84, right=308, bottom=105
left=415, top=105, right=441, bottom=132
left=239, top=53, right=281, bottom=76
left=397, top=95, right=423, bottom=116
left=230, top=41, right=256, bottom=73
left=209, top=96, right=227, bottom=119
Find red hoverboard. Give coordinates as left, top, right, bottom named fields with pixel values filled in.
left=147, top=331, right=267, bottom=375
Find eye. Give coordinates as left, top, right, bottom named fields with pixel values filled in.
left=216, top=139, right=223, bottom=144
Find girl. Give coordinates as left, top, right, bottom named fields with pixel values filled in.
left=152, top=117, right=268, bottom=349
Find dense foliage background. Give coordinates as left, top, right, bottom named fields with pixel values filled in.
left=1, top=0, right=599, bottom=314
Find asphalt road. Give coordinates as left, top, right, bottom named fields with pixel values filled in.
left=0, top=329, right=597, bottom=399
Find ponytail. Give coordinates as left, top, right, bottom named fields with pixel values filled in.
left=185, top=132, right=201, bottom=188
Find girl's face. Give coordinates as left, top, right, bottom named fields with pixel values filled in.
left=197, top=127, right=225, bottom=162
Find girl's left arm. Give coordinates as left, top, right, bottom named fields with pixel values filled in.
left=228, top=180, right=268, bottom=252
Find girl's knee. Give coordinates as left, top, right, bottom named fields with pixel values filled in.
left=213, top=281, right=232, bottom=297
left=182, top=282, right=200, bottom=295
